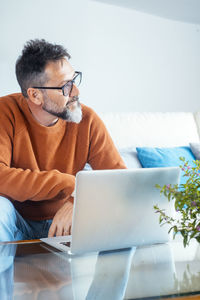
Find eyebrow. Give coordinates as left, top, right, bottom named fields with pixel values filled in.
left=59, top=72, right=76, bottom=86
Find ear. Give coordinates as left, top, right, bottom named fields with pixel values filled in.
left=27, top=88, right=43, bottom=105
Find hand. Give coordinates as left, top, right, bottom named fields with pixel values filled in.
left=48, top=200, right=73, bottom=237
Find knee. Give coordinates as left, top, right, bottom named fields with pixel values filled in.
left=0, top=196, right=15, bottom=223
left=0, top=197, right=18, bottom=242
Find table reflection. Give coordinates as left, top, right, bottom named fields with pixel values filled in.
left=0, top=244, right=16, bottom=300
left=125, top=243, right=175, bottom=299
left=0, top=240, right=199, bottom=300
left=14, top=249, right=74, bottom=299
left=125, top=239, right=200, bottom=299
left=85, top=247, right=135, bottom=300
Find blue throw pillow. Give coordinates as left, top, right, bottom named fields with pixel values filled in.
left=136, top=146, right=196, bottom=185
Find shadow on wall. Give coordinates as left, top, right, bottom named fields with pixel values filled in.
left=91, top=0, right=200, bottom=24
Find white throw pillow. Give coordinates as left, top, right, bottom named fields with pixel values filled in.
left=190, top=143, right=200, bottom=160
left=119, top=148, right=142, bottom=168
left=83, top=148, right=142, bottom=170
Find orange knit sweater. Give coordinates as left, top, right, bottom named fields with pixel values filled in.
left=0, top=93, right=126, bottom=220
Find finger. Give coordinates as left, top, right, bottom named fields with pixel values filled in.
left=56, top=226, right=64, bottom=237
left=63, top=224, right=71, bottom=236
left=63, top=230, right=70, bottom=236
left=69, top=225, right=72, bottom=235
left=48, top=223, right=56, bottom=237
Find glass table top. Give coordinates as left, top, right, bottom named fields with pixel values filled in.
left=0, top=236, right=200, bottom=300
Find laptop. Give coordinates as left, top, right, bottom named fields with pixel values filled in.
left=41, top=167, right=180, bottom=255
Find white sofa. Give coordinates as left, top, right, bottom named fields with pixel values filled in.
left=99, top=111, right=200, bottom=167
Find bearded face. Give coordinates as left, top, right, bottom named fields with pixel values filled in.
left=42, top=95, right=82, bottom=124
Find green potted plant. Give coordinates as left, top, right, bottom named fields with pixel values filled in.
left=154, top=157, right=200, bottom=247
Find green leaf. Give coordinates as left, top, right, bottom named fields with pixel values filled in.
left=195, top=236, right=200, bottom=243
left=155, top=184, right=161, bottom=189
left=183, top=235, right=188, bottom=247
left=190, top=231, right=197, bottom=239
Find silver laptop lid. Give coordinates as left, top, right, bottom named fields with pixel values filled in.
left=71, top=167, right=180, bottom=254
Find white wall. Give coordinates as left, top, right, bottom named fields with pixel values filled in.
left=0, top=0, right=200, bottom=113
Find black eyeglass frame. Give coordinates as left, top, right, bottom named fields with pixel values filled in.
left=32, top=71, right=82, bottom=96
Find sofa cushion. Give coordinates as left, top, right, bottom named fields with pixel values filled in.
left=83, top=148, right=142, bottom=170
left=100, top=112, right=200, bottom=149
left=190, top=143, right=200, bottom=160
left=119, top=148, right=142, bottom=168
left=136, top=146, right=196, bottom=184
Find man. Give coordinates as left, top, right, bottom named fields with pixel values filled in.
left=0, top=39, right=126, bottom=242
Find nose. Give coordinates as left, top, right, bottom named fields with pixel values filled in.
left=69, top=84, right=79, bottom=97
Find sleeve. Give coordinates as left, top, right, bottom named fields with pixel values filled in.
left=0, top=104, right=75, bottom=202
left=87, top=110, right=126, bottom=170
left=0, top=165, right=75, bottom=202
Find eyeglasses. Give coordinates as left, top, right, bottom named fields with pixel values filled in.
left=33, top=71, right=82, bottom=96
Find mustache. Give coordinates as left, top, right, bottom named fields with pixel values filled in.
left=66, top=96, right=79, bottom=107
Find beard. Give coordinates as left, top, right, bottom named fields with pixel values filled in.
left=42, top=95, right=82, bottom=124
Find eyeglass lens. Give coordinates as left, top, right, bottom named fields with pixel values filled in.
left=63, top=73, right=81, bottom=96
